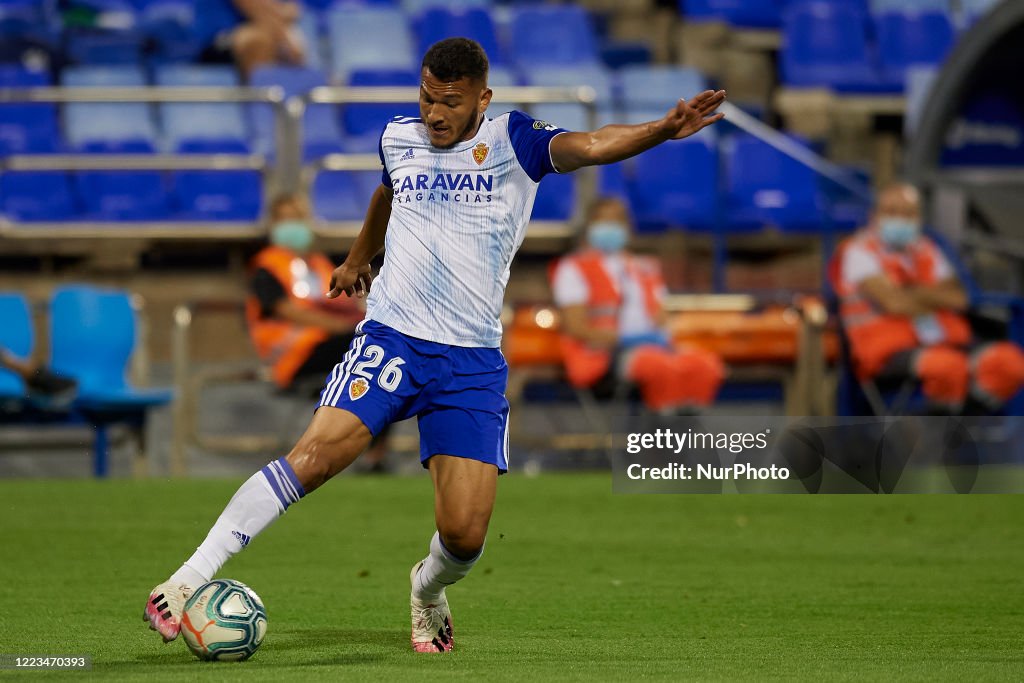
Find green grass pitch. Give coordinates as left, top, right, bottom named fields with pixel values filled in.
left=1, top=474, right=1022, bottom=681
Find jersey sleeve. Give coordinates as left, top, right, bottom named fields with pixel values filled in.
left=507, top=110, right=569, bottom=183
left=929, top=243, right=954, bottom=281
left=378, top=123, right=391, bottom=187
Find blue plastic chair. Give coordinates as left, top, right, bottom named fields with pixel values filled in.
left=617, top=65, right=707, bottom=108
left=74, top=140, right=169, bottom=221
left=327, top=5, right=417, bottom=81
left=155, top=64, right=249, bottom=150
left=875, top=11, right=955, bottom=91
left=724, top=133, right=824, bottom=232
left=61, top=65, right=157, bottom=149
left=49, top=285, right=173, bottom=476
left=628, top=138, right=719, bottom=232
left=249, top=65, right=343, bottom=159
left=532, top=172, right=574, bottom=221
left=141, top=0, right=202, bottom=63
left=679, top=0, right=785, bottom=28
left=0, top=64, right=59, bottom=155
left=779, top=1, right=878, bottom=91
left=509, top=5, right=599, bottom=68
left=0, top=292, right=32, bottom=400
left=171, top=140, right=261, bottom=221
left=402, top=0, right=491, bottom=12
left=0, top=171, right=77, bottom=221
left=312, top=170, right=369, bottom=221
left=414, top=6, right=502, bottom=64
left=343, top=69, right=421, bottom=140
left=525, top=64, right=614, bottom=133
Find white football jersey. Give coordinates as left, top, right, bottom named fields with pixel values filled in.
left=365, top=111, right=567, bottom=348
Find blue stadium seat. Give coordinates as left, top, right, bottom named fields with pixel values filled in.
left=49, top=285, right=173, bottom=410
left=414, top=6, right=502, bottom=64
left=0, top=292, right=32, bottom=401
left=155, top=64, right=249, bottom=150
left=679, top=0, right=784, bottom=28
left=343, top=69, right=421, bottom=142
left=249, top=65, right=343, bottom=159
left=0, top=64, right=59, bottom=155
left=780, top=1, right=878, bottom=91
left=628, top=138, right=719, bottom=232
left=531, top=173, right=574, bottom=221
left=61, top=65, right=157, bottom=149
left=869, top=0, right=948, bottom=12
left=74, top=141, right=169, bottom=220
left=171, top=140, right=261, bottom=221
left=141, top=0, right=202, bottom=62
left=724, top=133, right=824, bottom=232
left=402, top=0, right=490, bottom=12
left=526, top=65, right=614, bottom=133
left=510, top=5, right=599, bottom=68
left=875, top=11, right=955, bottom=91
left=65, top=29, right=146, bottom=65
left=617, top=65, right=707, bottom=108
left=327, top=5, right=416, bottom=81
left=0, top=171, right=77, bottom=221
left=312, top=170, right=368, bottom=221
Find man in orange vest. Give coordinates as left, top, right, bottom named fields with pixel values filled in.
left=246, top=193, right=389, bottom=467
left=837, top=182, right=1024, bottom=413
left=551, top=197, right=724, bottom=413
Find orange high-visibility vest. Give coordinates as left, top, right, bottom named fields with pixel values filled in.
left=837, top=232, right=971, bottom=379
left=558, top=250, right=664, bottom=387
left=245, top=245, right=338, bottom=388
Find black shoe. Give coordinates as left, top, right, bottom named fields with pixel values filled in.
left=26, top=367, right=78, bottom=404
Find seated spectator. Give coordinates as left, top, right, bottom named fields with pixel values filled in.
left=836, top=182, right=1024, bottom=413
left=551, top=197, right=725, bottom=413
left=0, top=348, right=78, bottom=405
left=197, top=0, right=306, bottom=78
left=246, top=193, right=389, bottom=470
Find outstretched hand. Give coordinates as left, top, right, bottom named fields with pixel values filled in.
left=662, top=90, right=727, bottom=140
left=326, top=262, right=373, bottom=299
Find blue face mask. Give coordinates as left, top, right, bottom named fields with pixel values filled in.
left=271, top=220, right=314, bottom=253
left=588, top=221, right=629, bottom=253
left=878, top=217, right=920, bottom=249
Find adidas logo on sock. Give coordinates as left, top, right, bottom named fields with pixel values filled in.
left=400, top=148, right=415, bottom=161
left=231, top=530, right=251, bottom=547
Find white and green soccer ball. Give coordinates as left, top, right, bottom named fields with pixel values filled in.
left=180, top=579, right=267, bottom=661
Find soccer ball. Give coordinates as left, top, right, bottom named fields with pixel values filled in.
left=180, top=579, right=268, bottom=661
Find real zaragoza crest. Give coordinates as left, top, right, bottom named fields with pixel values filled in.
left=472, top=142, right=489, bottom=165
left=349, top=377, right=369, bottom=400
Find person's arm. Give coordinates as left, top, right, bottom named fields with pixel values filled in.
left=550, top=90, right=726, bottom=173
left=907, top=278, right=969, bottom=313
left=327, top=184, right=394, bottom=299
left=559, top=305, right=619, bottom=350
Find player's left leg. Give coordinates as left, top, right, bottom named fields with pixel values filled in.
left=410, top=456, right=498, bottom=652
left=408, top=348, right=508, bottom=652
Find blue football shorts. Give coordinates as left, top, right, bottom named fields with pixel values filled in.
left=316, top=320, right=510, bottom=472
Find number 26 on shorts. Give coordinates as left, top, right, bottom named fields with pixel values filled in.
left=351, top=344, right=406, bottom=392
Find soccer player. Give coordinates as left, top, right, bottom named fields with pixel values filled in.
left=144, top=37, right=725, bottom=653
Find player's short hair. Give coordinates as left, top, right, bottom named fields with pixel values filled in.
left=422, top=37, right=489, bottom=83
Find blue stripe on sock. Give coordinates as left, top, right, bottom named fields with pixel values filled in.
left=270, top=461, right=297, bottom=503
left=270, top=458, right=299, bottom=501
left=276, top=457, right=306, bottom=499
left=260, top=464, right=290, bottom=510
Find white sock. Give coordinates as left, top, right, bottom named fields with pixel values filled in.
left=169, top=458, right=305, bottom=585
left=412, top=531, right=482, bottom=602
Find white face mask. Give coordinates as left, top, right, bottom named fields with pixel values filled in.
left=878, top=217, right=921, bottom=249
left=587, top=221, right=629, bottom=253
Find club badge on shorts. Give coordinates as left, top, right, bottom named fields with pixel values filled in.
left=349, top=377, right=369, bottom=400
left=472, top=142, right=489, bottom=165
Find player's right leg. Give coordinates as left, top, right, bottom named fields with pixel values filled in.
left=143, top=407, right=371, bottom=642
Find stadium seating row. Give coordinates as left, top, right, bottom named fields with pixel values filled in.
left=779, top=1, right=958, bottom=91
left=0, top=129, right=862, bottom=230
left=0, top=62, right=707, bottom=156
left=681, top=0, right=1000, bottom=29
